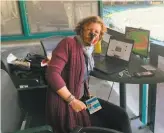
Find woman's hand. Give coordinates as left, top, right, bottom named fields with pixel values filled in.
left=69, top=98, right=87, bottom=113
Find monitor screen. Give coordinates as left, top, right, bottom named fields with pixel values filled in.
left=102, top=32, right=111, bottom=44
left=101, top=29, right=124, bottom=56
left=107, top=28, right=125, bottom=38
left=125, top=27, right=150, bottom=57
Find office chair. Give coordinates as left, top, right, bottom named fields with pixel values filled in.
left=71, top=126, right=123, bottom=133
left=40, top=35, right=66, bottom=56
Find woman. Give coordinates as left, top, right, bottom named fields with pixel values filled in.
left=46, top=16, right=132, bottom=133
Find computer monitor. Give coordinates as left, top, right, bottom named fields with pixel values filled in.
left=101, top=28, right=125, bottom=56
left=107, top=28, right=125, bottom=38
left=125, top=27, right=150, bottom=57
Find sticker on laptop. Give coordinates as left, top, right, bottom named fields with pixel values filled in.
left=85, top=97, right=102, bottom=114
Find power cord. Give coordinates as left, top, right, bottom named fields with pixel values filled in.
left=118, top=68, right=132, bottom=78
left=107, top=81, right=115, bottom=101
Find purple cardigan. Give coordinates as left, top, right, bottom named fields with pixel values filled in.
left=46, top=37, right=91, bottom=133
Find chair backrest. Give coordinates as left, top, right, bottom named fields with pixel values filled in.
left=40, top=36, right=66, bottom=56
left=71, top=126, right=123, bottom=133
left=1, top=69, right=22, bottom=133
left=1, top=60, right=8, bottom=73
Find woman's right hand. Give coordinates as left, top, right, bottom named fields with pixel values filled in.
left=69, top=98, right=87, bottom=113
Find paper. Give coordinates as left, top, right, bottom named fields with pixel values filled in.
left=141, top=64, right=156, bottom=71
left=85, top=97, right=102, bottom=114
left=41, top=59, right=49, bottom=67
left=7, top=53, right=17, bottom=64
left=158, top=55, right=164, bottom=71
left=47, top=51, right=52, bottom=60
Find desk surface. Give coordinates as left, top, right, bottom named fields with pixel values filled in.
left=92, top=54, right=164, bottom=84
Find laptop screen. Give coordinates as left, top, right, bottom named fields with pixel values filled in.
left=107, top=37, right=133, bottom=62
left=102, top=32, right=111, bottom=43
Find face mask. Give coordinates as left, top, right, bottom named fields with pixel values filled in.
left=89, top=33, right=98, bottom=46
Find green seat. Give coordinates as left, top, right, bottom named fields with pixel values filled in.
left=13, top=125, right=53, bottom=133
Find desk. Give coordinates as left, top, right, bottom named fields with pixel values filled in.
left=92, top=54, right=164, bottom=132
left=92, top=54, right=164, bottom=108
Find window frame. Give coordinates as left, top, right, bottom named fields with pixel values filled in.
left=1, top=0, right=103, bottom=42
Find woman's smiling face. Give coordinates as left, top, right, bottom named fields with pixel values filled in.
left=82, top=22, right=102, bottom=45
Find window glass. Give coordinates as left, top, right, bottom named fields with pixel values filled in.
left=1, top=0, right=22, bottom=35
left=25, top=1, right=98, bottom=33
left=103, top=1, right=164, bottom=42
left=74, top=1, right=98, bottom=24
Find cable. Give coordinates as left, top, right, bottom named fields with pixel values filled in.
left=107, top=81, right=115, bottom=101
left=119, top=69, right=132, bottom=78
left=123, top=69, right=132, bottom=77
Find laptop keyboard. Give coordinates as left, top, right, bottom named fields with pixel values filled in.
left=94, top=57, right=127, bottom=74
left=104, top=58, right=123, bottom=65
left=94, top=56, right=127, bottom=67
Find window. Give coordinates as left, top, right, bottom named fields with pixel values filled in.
left=1, top=0, right=22, bottom=35
left=25, top=1, right=98, bottom=33
left=1, top=0, right=99, bottom=41
left=102, top=1, right=164, bottom=42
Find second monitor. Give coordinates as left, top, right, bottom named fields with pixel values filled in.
left=125, top=26, right=150, bottom=57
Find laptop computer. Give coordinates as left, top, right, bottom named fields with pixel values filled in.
left=94, top=36, right=134, bottom=75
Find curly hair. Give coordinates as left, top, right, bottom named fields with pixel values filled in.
left=74, top=16, right=107, bottom=40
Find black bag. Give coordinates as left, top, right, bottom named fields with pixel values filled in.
left=9, top=53, right=48, bottom=88
left=10, top=53, right=47, bottom=80
left=25, top=53, right=48, bottom=69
